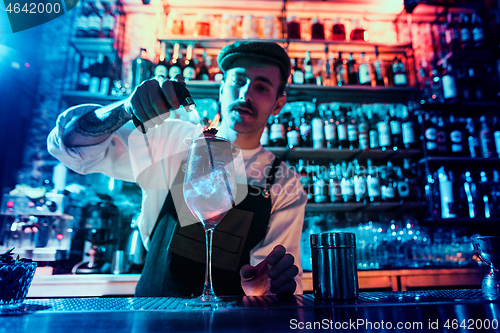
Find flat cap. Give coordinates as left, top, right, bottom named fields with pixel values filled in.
left=217, top=41, right=291, bottom=84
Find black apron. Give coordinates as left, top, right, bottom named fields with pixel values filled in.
left=135, top=156, right=282, bottom=297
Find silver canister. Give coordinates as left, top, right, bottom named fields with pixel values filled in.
left=311, top=232, right=359, bottom=300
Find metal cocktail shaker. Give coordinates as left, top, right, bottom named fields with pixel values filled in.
left=311, top=232, right=359, bottom=300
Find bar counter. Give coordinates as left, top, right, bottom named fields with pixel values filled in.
left=3, top=290, right=499, bottom=333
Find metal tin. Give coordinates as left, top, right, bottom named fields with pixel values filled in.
left=311, top=232, right=358, bottom=300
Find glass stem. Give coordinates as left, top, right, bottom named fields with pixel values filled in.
left=202, top=227, right=216, bottom=298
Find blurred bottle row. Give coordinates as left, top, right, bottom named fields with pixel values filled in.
left=261, top=101, right=419, bottom=151
left=422, top=112, right=500, bottom=159
left=74, top=0, right=117, bottom=39
left=426, top=165, right=500, bottom=220
left=301, top=215, right=478, bottom=271
left=161, top=11, right=396, bottom=44
left=294, top=158, right=420, bottom=205
left=290, top=48, right=408, bottom=87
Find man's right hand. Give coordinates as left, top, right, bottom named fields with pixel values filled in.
left=124, top=75, right=185, bottom=131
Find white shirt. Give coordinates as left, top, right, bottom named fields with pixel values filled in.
left=47, top=104, right=307, bottom=293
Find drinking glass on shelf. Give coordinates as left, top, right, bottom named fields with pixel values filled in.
left=183, top=129, right=237, bottom=307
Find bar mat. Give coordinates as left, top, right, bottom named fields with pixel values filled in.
left=2, top=289, right=490, bottom=314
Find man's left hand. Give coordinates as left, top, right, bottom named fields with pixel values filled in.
left=240, top=245, right=299, bottom=296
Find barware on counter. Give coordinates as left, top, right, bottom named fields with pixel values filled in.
left=472, top=236, right=500, bottom=300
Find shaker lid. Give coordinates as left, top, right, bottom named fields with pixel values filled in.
left=311, top=232, right=356, bottom=248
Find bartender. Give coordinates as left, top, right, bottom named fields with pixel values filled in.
left=48, top=41, right=307, bottom=296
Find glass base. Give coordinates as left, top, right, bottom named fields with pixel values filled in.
left=184, top=295, right=235, bottom=310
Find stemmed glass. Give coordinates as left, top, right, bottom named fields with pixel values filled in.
left=472, top=236, right=500, bottom=300
left=183, top=129, right=237, bottom=307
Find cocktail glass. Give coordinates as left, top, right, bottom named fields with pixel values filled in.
left=183, top=130, right=237, bottom=307
left=472, top=236, right=500, bottom=300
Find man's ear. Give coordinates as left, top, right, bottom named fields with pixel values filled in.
left=219, top=80, right=225, bottom=99
left=271, top=94, right=287, bottom=116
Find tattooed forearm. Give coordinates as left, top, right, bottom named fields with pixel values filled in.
left=74, top=103, right=131, bottom=137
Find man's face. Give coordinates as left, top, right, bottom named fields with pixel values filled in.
left=219, top=57, right=286, bottom=137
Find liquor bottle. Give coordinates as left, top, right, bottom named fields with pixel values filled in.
left=479, top=115, right=496, bottom=158
left=358, top=52, right=371, bottom=86
left=381, top=161, right=397, bottom=202
left=471, top=13, right=486, bottom=49
left=311, top=18, right=325, bottom=40
left=353, top=159, right=367, bottom=203
left=346, top=108, right=358, bottom=150
left=357, top=107, right=370, bottom=150
left=323, top=46, right=333, bottom=86
left=448, top=115, right=466, bottom=156
left=392, top=57, right=408, bottom=87
left=456, top=65, right=471, bottom=102
left=76, top=57, right=92, bottom=91
left=468, top=67, right=484, bottom=101
left=168, top=43, right=182, bottom=79
left=286, top=120, right=300, bottom=149
left=429, top=64, right=445, bottom=104
left=334, top=52, right=347, bottom=86
left=89, top=53, right=104, bottom=94
left=445, top=12, right=460, bottom=53
left=438, top=166, right=457, bottom=219
left=402, top=158, right=418, bottom=200
left=324, top=107, right=337, bottom=149
left=491, top=169, right=500, bottom=217
left=423, top=113, right=438, bottom=155
left=336, top=109, right=349, bottom=149
left=460, top=13, right=473, bottom=50
left=340, top=161, right=355, bottom=203
left=298, top=160, right=313, bottom=203
left=75, top=4, right=89, bottom=37
left=441, top=61, right=457, bottom=103
left=350, top=19, right=366, bottom=41
left=331, top=18, right=346, bottom=41
left=269, top=116, right=286, bottom=147
left=132, top=48, right=153, bottom=89
left=366, top=159, right=381, bottom=202
left=313, top=166, right=328, bottom=203
left=347, top=53, right=358, bottom=85
left=287, top=16, right=301, bottom=39
left=466, top=118, right=480, bottom=158
left=299, top=105, right=312, bottom=147
left=401, top=104, right=419, bottom=150
left=311, top=99, right=324, bottom=149
left=479, top=170, right=493, bottom=218
left=328, top=163, right=342, bottom=203
left=154, top=42, right=169, bottom=77
left=462, top=169, right=480, bottom=218
left=86, top=4, right=101, bottom=38
left=494, top=116, right=500, bottom=158
left=99, top=55, right=112, bottom=95
left=376, top=108, right=391, bottom=151
left=304, top=51, right=316, bottom=84
left=101, top=5, right=116, bottom=39
left=394, top=165, right=410, bottom=200
left=292, top=58, right=304, bottom=85
left=196, top=51, right=210, bottom=81
left=389, top=106, right=403, bottom=150
left=436, top=116, right=449, bottom=155
left=367, top=107, right=380, bottom=149
left=425, top=171, right=441, bottom=218
left=182, top=45, right=196, bottom=81
left=372, top=46, right=385, bottom=87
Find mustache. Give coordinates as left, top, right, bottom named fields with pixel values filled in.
left=230, top=101, right=256, bottom=115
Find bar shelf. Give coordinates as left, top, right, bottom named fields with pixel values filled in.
left=305, top=200, right=425, bottom=212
